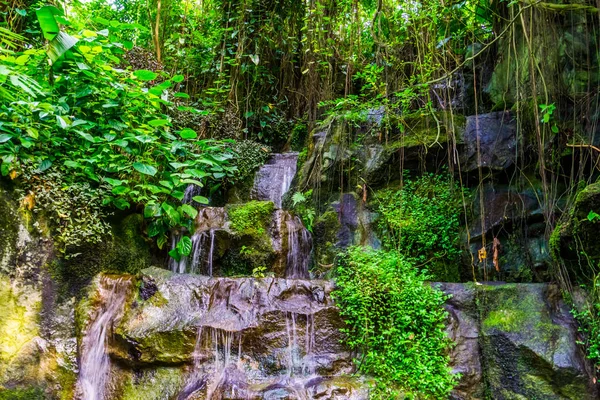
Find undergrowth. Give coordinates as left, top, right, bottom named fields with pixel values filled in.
left=373, top=172, right=464, bottom=281
left=332, top=246, right=457, bottom=399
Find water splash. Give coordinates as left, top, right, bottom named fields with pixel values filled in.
left=285, top=215, right=312, bottom=279
left=251, top=153, right=298, bottom=208
left=77, top=276, right=131, bottom=400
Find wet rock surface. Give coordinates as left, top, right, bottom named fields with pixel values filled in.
left=441, top=282, right=597, bottom=400
left=110, top=268, right=363, bottom=399
left=74, top=269, right=597, bottom=400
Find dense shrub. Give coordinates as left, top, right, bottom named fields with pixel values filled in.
left=332, top=246, right=457, bottom=398
left=373, top=173, right=464, bottom=281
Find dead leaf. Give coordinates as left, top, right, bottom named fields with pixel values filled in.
left=493, top=237, right=501, bottom=272
left=22, top=193, right=35, bottom=210
left=478, top=247, right=487, bottom=263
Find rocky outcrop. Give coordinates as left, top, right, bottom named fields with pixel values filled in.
left=106, top=268, right=364, bottom=399
left=551, top=181, right=600, bottom=280
left=170, top=203, right=312, bottom=278
left=443, top=282, right=597, bottom=400
left=459, top=112, right=517, bottom=172
left=67, top=268, right=599, bottom=400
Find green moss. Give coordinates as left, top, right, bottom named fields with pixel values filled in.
left=0, top=387, right=45, bottom=400
left=0, top=186, right=20, bottom=274
left=115, top=330, right=196, bottom=364
left=121, top=367, right=184, bottom=400
left=385, top=112, right=465, bottom=149
left=227, top=201, right=274, bottom=237
left=479, top=284, right=560, bottom=343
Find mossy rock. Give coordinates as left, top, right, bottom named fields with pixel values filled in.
left=0, top=185, right=22, bottom=274
left=54, top=213, right=152, bottom=291
left=550, top=182, right=600, bottom=281
left=0, top=275, right=42, bottom=386
left=476, top=283, right=595, bottom=399
left=119, top=367, right=185, bottom=400
left=0, top=387, right=46, bottom=400
left=226, top=201, right=275, bottom=238
left=313, top=210, right=341, bottom=272
left=221, top=201, right=276, bottom=273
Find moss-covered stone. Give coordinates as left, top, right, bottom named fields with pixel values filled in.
left=0, top=387, right=46, bottom=399
left=476, top=284, right=594, bottom=399
left=385, top=112, right=466, bottom=149
left=53, top=213, right=152, bottom=291
left=120, top=367, right=185, bottom=400
left=227, top=201, right=274, bottom=237
left=221, top=201, right=277, bottom=273
left=550, top=182, right=600, bottom=281
left=0, top=186, right=22, bottom=274
left=0, top=275, right=41, bottom=386
left=313, top=210, right=341, bottom=271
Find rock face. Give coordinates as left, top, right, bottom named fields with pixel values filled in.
left=551, top=181, right=600, bottom=279
left=443, top=282, right=597, bottom=400
left=0, top=186, right=78, bottom=400
left=459, top=112, right=517, bottom=172
left=106, top=268, right=366, bottom=399
left=168, top=204, right=312, bottom=278
left=63, top=269, right=598, bottom=400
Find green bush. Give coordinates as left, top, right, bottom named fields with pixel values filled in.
left=332, top=247, right=457, bottom=398
left=373, top=173, right=464, bottom=281
left=230, top=140, right=272, bottom=181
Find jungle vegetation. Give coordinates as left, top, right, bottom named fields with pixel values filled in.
left=1, top=0, right=600, bottom=397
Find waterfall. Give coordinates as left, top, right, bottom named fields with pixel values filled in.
left=284, top=312, right=316, bottom=377
left=178, top=328, right=208, bottom=400
left=77, top=276, right=131, bottom=400
left=169, top=230, right=216, bottom=276
left=204, top=327, right=242, bottom=400
left=285, top=215, right=312, bottom=279
left=251, top=153, right=298, bottom=208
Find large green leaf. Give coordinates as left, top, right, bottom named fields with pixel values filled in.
left=35, top=6, right=61, bottom=41
left=148, top=119, right=169, bottom=127
left=134, top=70, right=158, bottom=81
left=47, top=31, right=78, bottom=63
left=181, top=204, right=198, bottom=219
left=161, top=202, right=180, bottom=225
left=179, top=128, right=197, bottom=140
left=133, top=162, right=157, bottom=176
left=176, top=236, right=193, bottom=256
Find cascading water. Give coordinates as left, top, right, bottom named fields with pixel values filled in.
left=285, top=312, right=316, bottom=377
left=77, top=276, right=131, bottom=400
left=285, top=215, right=312, bottom=279
left=251, top=152, right=298, bottom=208
left=169, top=207, right=225, bottom=275
left=170, top=230, right=217, bottom=275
